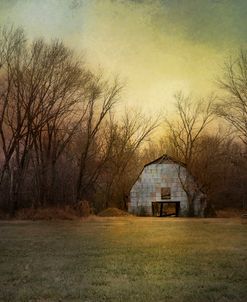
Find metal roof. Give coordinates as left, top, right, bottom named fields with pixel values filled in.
left=144, top=154, right=186, bottom=168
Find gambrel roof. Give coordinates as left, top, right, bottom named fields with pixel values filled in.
left=130, top=154, right=187, bottom=188
left=144, top=154, right=186, bottom=168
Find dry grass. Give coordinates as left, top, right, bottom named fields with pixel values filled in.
left=14, top=207, right=79, bottom=220
left=1, top=206, right=244, bottom=220
left=97, top=207, right=131, bottom=217
left=216, top=208, right=244, bottom=218
left=0, top=217, right=246, bottom=302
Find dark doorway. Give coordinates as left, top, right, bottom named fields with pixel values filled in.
left=152, top=201, right=180, bottom=217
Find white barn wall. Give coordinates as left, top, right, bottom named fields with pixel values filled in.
left=129, top=162, right=202, bottom=216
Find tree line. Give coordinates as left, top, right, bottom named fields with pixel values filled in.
left=0, top=27, right=246, bottom=216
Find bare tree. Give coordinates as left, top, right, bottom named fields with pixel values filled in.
left=75, top=76, right=122, bottom=202
left=165, top=92, right=215, bottom=165
left=165, top=92, right=215, bottom=216
left=0, top=27, right=91, bottom=212
left=0, top=27, right=26, bottom=181
left=216, top=49, right=247, bottom=145
left=98, top=109, right=160, bottom=210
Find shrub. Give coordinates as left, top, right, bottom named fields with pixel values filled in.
left=204, top=204, right=217, bottom=217
left=74, top=200, right=91, bottom=217
left=14, top=207, right=78, bottom=220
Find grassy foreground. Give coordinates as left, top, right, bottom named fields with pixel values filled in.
left=0, top=218, right=246, bottom=302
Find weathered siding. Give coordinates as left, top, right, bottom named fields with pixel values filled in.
left=129, top=163, right=202, bottom=216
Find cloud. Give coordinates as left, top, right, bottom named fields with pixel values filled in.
left=0, top=0, right=246, bottom=112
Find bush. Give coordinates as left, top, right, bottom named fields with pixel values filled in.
left=0, top=209, right=9, bottom=220
left=204, top=204, right=217, bottom=217
left=14, top=207, right=78, bottom=220
left=74, top=200, right=91, bottom=217
left=216, top=208, right=243, bottom=218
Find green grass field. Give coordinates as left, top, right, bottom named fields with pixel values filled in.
left=0, top=217, right=246, bottom=301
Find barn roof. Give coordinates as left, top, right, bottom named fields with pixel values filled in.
left=144, top=154, right=186, bottom=168
left=130, top=154, right=205, bottom=195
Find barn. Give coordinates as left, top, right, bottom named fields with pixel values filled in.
left=128, top=154, right=205, bottom=217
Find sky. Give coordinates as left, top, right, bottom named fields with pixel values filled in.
left=0, top=0, right=247, bottom=113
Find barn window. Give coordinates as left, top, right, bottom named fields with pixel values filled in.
left=161, top=187, right=171, bottom=199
